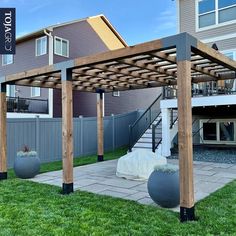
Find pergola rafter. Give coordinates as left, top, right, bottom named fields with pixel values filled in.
left=0, top=33, right=236, bottom=222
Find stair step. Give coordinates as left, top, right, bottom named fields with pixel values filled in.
left=136, top=140, right=152, bottom=144
left=132, top=146, right=152, bottom=150
left=134, top=142, right=152, bottom=148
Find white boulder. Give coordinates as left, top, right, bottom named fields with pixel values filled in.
left=116, top=149, right=167, bottom=180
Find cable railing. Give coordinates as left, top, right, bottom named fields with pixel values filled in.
left=7, top=96, right=49, bottom=114
left=128, top=93, right=162, bottom=152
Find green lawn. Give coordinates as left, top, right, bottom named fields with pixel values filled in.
left=1, top=148, right=235, bottom=235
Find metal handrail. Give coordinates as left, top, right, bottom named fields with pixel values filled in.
left=131, top=93, right=162, bottom=128
left=128, top=93, right=162, bottom=152
left=152, top=118, right=162, bottom=152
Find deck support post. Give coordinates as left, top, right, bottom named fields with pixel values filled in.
left=97, top=91, right=104, bottom=162
left=177, top=46, right=195, bottom=222
left=61, top=68, right=74, bottom=194
left=0, top=83, right=7, bottom=180
left=161, top=108, right=171, bottom=157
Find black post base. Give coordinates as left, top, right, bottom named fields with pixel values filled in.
left=0, top=172, right=7, bottom=180
left=180, top=206, right=196, bottom=222
left=62, top=183, right=74, bottom=194
left=97, top=155, right=104, bottom=162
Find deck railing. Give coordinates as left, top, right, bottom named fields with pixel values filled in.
left=163, top=79, right=236, bottom=99
left=7, top=96, right=49, bottom=114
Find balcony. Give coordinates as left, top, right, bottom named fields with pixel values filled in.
left=7, top=96, right=49, bottom=114
left=163, top=79, right=235, bottom=99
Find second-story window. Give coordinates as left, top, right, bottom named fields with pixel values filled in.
left=2, top=54, right=13, bottom=65
left=197, top=0, right=236, bottom=29
left=54, top=36, right=69, bottom=57
left=31, top=87, right=41, bottom=97
left=36, top=36, right=47, bottom=56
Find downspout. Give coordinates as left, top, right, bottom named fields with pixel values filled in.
left=44, top=29, right=54, bottom=117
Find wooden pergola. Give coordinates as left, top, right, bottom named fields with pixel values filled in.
left=0, top=33, right=235, bottom=222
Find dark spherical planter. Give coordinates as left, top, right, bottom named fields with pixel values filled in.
left=14, top=155, right=40, bottom=179
left=147, top=167, right=180, bottom=208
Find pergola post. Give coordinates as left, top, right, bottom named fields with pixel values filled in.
left=61, top=68, right=74, bottom=194
left=177, top=47, right=195, bottom=222
left=0, top=83, right=7, bottom=180
left=97, top=91, right=104, bottom=162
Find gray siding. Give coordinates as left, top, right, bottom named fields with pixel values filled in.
left=6, top=111, right=139, bottom=167
left=0, top=36, right=49, bottom=76
left=105, top=88, right=162, bottom=115
left=53, top=21, right=109, bottom=63
left=52, top=20, right=109, bottom=117
left=0, top=36, right=49, bottom=100
left=179, top=0, right=236, bottom=50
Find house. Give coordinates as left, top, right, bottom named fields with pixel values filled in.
left=0, top=15, right=161, bottom=118
left=130, top=0, right=236, bottom=155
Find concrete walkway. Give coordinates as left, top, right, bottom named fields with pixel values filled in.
left=29, top=159, right=236, bottom=211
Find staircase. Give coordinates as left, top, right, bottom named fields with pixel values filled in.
left=129, top=94, right=178, bottom=153
left=133, top=114, right=162, bottom=150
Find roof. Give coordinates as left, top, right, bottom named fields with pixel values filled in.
left=3, top=33, right=236, bottom=93
left=16, top=14, right=127, bottom=47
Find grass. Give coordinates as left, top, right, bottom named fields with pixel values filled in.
left=8, top=147, right=127, bottom=179
left=1, top=148, right=235, bottom=235
left=0, top=179, right=235, bottom=235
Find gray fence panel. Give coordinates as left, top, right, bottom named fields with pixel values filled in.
left=104, top=116, right=113, bottom=151
left=73, top=118, right=82, bottom=158
left=7, top=119, right=36, bottom=167
left=114, top=111, right=138, bottom=148
left=38, top=118, right=62, bottom=163
left=6, top=111, right=139, bottom=168
left=82, top=117, right=97, bottom=156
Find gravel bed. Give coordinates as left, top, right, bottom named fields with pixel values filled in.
left=168, top=148, right=236, bottom=164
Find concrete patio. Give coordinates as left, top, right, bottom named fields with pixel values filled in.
left=29, top=159, right=236, bottom=211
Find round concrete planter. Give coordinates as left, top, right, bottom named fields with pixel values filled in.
left=147, top=164, right=179, bottom=208
left=14, top=155, right=40, bottom=179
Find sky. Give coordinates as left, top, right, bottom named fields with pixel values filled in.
left=1, top=0, right=177, bottom=45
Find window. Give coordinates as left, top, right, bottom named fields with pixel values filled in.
left=54, top=37, right=69, bottom=57
left=223, top=50, right=236, bottom=60
left=36, top=36, right=47, bottom=56
left=220, top=121, right=234, bottom=141
left=201, top=119, right=236, bottom=143
left=197, top=0, right=236, bottom=29
left=6, top=85, right=15, bottom=97
left=112, top=91, right=120, bottom=97
left=31, top=87, right=41, bottom=97
left=203, top=122, right=217, bottom=140
left=2, top=54, right=13, bottom=65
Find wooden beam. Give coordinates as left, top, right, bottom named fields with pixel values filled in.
left=196, top=41, right=236, bottom=71
left=74, top=39, right=163, bottom=67
left=5, top=65, right=55, bottom=82
left=177, top=60, right=195, bottom=221
left=61, top=79, right=74, bottom=194
left=97, top=92, right=104, bottom=162
left=0, top=85, right=7, bottom=180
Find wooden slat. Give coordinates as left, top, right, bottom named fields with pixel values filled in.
left=177, top=60, right=194, bottom=208
left=62, top=80, right=73, bottom=184
left=14, top=80, right=61, bottom=89
left=0, top=92, right=7, bottom=173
